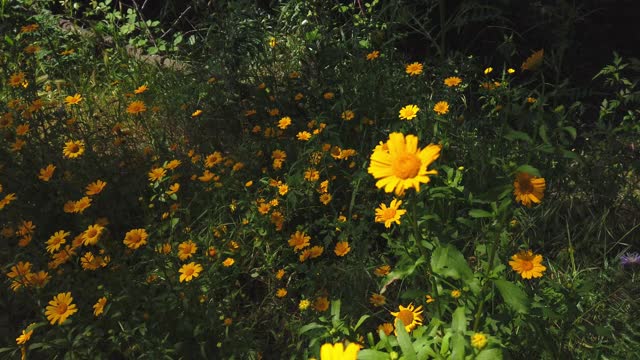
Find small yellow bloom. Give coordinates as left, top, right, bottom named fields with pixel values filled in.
left=134, top=84, right=148, bottom=94
left=444, top=76, right=462, bottom=87
left=278, top=116, right=292, bottom=129
left=179, top=262, right=203, bottom=282
left=191, top=109, right=203, bottom=117
left=366, top=50, right=380, bottom=60
left=276, top=288, right=287, bottom=298
left=471, top=332, right=488, bottom=350
left=222, top=257, right=235, bottom=267
left=433, top=101, right=449, bottom=115
left=64, top=94, right=82, bottom=106
left=406, top=62, right=423, bottom=76
left=399, top=104, right=420, bottom=120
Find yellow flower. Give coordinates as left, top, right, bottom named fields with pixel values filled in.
left=134, top=84, right=148, bottom=94
left=288, top=230, right=310, bottom=252
left=368, top=133, right=441, bottom=196
left=63, top=140, right=85, bottom=159
left=178, top=240, right=197, bottom=261
left=20, top=24, right=39, bottom=33
left=484, top=67, right=493, bottom=75
left=64, top=93, right=82, bottom=106
left=268, top=36, right=277, bottom=48
left=471, top=332, right=488, bottom=350
left=38, top=164, right=56, bottom=181
left=26, top=271, right=50, bottom=288
left=93, top=297, right=107, bottom=316
left=16, top=326, right=34, bottom=345
left=433, top=101, right=449, bottom=115
left=444, top=76, right=462, bottom=87
left=334, top=241, right=350, bottom=256
left=45, top=292, right=78, bottom=325
left=123, top=228, right=148, bottom=249
left=278, top=116, right=292, bottom=129
left=296, top=131, right=312, bottom=141
left=222, top=257, right=235, bottom=267
left=276, top=288, right=287, bottom=298
left=82, top=224, right=104, bottom=246
left=8, top=72, right=26, bottom=87
left=278, top=184, right=289, bottom=195
left=425, top=294, right=435, bottom=303
left=319, top=193, right=332, bottom=205
left=405, top=62, right=423, bottom=76
left=323, top=92, right=335, bottom=100
left=179, top=262, right=203, bottom=282
left=507, top=68, right=516, bottom=74
left=46, top=230, right=69, bottom=253
left=320, top=342, right=360, bottom=360
left=509, top=250, right=546, bottom=279
left=369, top=293, right=386, bottom=307
left=299, top=299, right=311, bottom=310
left=205, top=151, right=224, bottom=168
left=399, top=104, right=419, bottom=121
left=366, top=50, right=380, bottom=60
left=304, top=168, right=320, bottom=182
left=127, top=100, right=147, bottom=114
left=374, top=265, right=390, bottom=277
left=198, top=170, right=216, bottom=182
left=451, top=289, right=461, bottom=298
left=85, top=180, right=107, bottom=195
left=165, top=159, right=182, bottom=170
left=390, top=303, right=423, bottom=334
left=148, top=167, right=166, bottom=182
left=15, top=123, right=30, bottom=136
left=276, top=269, right=285, bottom=279
left=191, top=109, right=203, bottom=117
left=521, top=49, right=544, bottom=71
left=0, top=193, right=17, bottom=210
left=314, top=296, right=329, bottom=312
left=513, top=172, right=545, bottom=207
left=375, top=198, right=407, bottom=228
left=73, top=196, right=92, bottom=213
left=378, top=323, right=394, bottom=336
left=341, top=110, right=355, bottom=121
left=167, top=183, right=180, bottom=195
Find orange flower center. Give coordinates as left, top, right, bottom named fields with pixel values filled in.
left=55, top=302, right=68, bottom=315
left=392, top=153, right=421, bottom=179
left=68, top=144, right=79, bottom=153
left=86, top=229, right=98, bottom=238
left=518, top=178, right=533, bottom=193
left=184, top=267, right=194, bottom=277
left=129, top=234, right=141, bottom=243
left=382, top=208, right=397, bottom=219
left=521, top=260, right=534, bottom=271
left=396, top=310, right=414, bottom=326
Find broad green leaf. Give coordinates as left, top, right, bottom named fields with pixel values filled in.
left=468, top=209, right=493, bottom=218
left=297, top=322, right=324, bottom=335
left=476, top=348, right=503, bottom=360
left=504, top=130, right=532, bottom=143
left=450, top=333, right=465, bottom=360
left=395, top=320, right=417, bottom=360
left=514, top=165, right=541, bottom=177
left=451, top=307, right=467, bottom=333
left=431, top=245, right=473, bottom=281
left=354, top=314, right=370, bottom=331
left=494, top=279, right=530, bottom=314
left=357, top=350, right=392, bottom=360
left=562, top=126, right=577, bottom=140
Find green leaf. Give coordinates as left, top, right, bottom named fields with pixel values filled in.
left=450, top=333, right=465, bottom=360
left=331, top=299, right=341, bottom=327
left=354, top=314, right=370, bottom=331
left=451, top=307, right=466, bottom=333
left=562, top=126, right=577, bottom=140
left=358, top=350, right=393, bottom=360
left=539, top=124, right=550, bottom=144
left=395, top=320, right=417, bottom=360
left=504, top=130, right=532, bottom=143
left=431, top=245, right=473, bottom=281
left=468, top=209, right=493, bottom=218
left=147, top=46, right=158, bottom=55
left=297, top=322, right=324, bottom=335
left=514, top=165, right=541, bottom=177
left=476, top=348, right=503, bottom=360
left=494, top=279, right=530, bottom=314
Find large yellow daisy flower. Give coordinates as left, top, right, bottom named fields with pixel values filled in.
left=63, top=140, right=85, bottom=159
left=368, top=133, right=441, bottom=196
left=179, top=262, right=203, bottom=282
left=45, top=292, right=78, bottom=325
left=123, top=228, right=148, bottom=249
left=399, top=104, right=419, bottom=120
left=513, top=172, right=546, bottom=207
left=509, top=250, right=546, bottom=279
left=374, top=198, right=407, bottom=228
left=320, top=342, right=360, bottom=360
left=390, top=303, right=423, bottom=334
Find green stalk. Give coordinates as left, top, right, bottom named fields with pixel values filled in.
left=473, top=229, right=500, bottom=331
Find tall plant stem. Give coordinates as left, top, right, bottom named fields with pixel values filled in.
left=473, top=229, right=500, bottom=331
